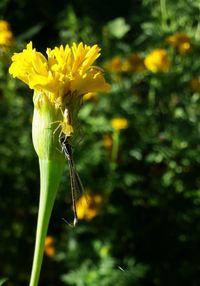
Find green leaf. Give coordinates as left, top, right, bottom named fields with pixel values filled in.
left=0, top=278, right=8, bottom=286
left=17, top=23, right=44, bottom=41
left=107, top=18, right=130, bottom=39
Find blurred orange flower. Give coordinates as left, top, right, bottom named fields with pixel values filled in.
left=166, top=32, right=191, bottom=55
left=191, top=78, right=200, bottom=93
left=76, top=193, right=103, bottom=221
left=103, top=134, right=113, bottom=149
left=44, top=236, right=55, bottom=257
left=104, top=56, right=124, bottom=73
left=144, top=49, right=171, bottom=72
left=123, top=53, right=145, bottom=72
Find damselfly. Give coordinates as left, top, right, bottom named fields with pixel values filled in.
left=59, top=133, right=84, bottom=227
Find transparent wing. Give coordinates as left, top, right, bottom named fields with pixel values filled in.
left=61, top=137, right=86, bottom=226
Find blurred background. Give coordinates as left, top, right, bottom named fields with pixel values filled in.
left=1, top=0, right=200, bottom=285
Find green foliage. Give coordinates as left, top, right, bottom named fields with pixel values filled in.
left=60, top=241, right=147, bottom=286
left=0, top=279, right=7, bottom=286
left=106, top=18, right=131, bottom=39
left=1, top=0, right=200, bottom=285
left=62, top=258, right=147, bottom=286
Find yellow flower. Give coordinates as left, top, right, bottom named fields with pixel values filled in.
left=191, top=78, right=200, bottom=93
left=123, top=53, right=145, bottom=72
left=0, top=20, right=13, bottom=48
left=9, top=42, right=110, bottom=103
left=0, top=20, right=11, bottom=31
left=44, top=236, right=56, bottom=257
left=104, top=56, right=124, bottom=73
left=166, top=32, right=191, bottom=55
left=9, top=42, right=111, bottom=154
left=144, top=49, right=171, bottom=72
left=76, top=193, right=103, bottom=221
left=111, top=118, right=128, bottom=131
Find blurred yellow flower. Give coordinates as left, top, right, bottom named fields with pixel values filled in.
left=166, top=32, right=191, bottom=55
left=191, top=78, right=200, bottom=93
left=104, top=56, right=124, bottom=73
left=0, top=20, right=13, bottom=48
left=111, top=118, right=128, bottom=131
left=144, top=49, right=171, bottom=72
left=76, top=193, right=103, bottom=221
left=123, top=53, right=145, bottom=72
left=0, top=20, right=10, bottom=31
left=44, top=236, right=55, bottom=257
left=9, top=42, right=111, bottom=108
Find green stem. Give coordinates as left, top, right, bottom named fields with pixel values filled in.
left=160, top=0, right=167, bottom=31
left=111, top=130, right=119, bottom=167
left=29, top=159, right=64, bottom=286
left=107, top=130, right=120, bottom=195
left=148, top=77, right=156, bottom=107
left=195, top=3, right=200, bottom=41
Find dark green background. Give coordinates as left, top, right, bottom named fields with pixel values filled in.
left=0, top=0, right=200, bottom=285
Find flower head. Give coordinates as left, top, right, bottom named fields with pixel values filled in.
left=0, top=20, right=13, bottom=49
left=9, top=42, right=111, bottom=157
left=111, top=118, right=128, bottom=131
left=144, top=49, right=171, bottom=72
left=166, top=32, right=191, bottom=55
left=9, top=42, right=110, bottom=106
left=76, top=193, right=103, bottom=221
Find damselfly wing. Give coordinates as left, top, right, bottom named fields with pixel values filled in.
left=59, top=134, right=85, bottom=227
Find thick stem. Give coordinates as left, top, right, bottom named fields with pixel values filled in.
left=29, top=159, right=65, bottom=286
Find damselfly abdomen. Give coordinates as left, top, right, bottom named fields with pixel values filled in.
left=59, top=134, right=84, bottom=227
